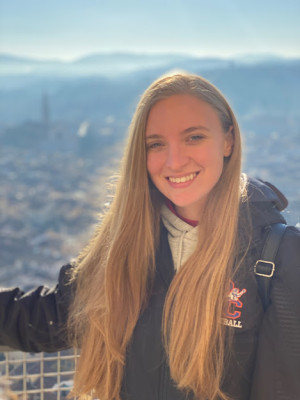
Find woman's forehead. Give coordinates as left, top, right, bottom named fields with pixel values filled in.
left=146, top=95, right=223, bottom=135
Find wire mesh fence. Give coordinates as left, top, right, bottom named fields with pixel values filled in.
left=0, top=349, right=78, bottom=400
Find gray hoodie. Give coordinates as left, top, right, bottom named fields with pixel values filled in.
left=161, top=204, right=198, bottom=271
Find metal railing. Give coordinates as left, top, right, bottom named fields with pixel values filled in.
left=0, top=349, right=78, bottom=400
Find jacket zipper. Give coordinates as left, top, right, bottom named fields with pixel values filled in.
left=160, top=361, right=168, bottom=400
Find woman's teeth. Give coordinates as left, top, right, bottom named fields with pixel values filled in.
left=169, top=172, right=197, bottom=183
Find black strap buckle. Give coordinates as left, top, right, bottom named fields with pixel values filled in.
left=254, top=260, right=275, bottom=278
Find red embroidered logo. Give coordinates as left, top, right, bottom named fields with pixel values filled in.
left=225, top=280, right=247, bottom=320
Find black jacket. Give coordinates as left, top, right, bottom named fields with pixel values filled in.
left=0, top=178, right=300, bottom=400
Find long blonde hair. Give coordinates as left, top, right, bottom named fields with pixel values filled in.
left=69, top=72, right=245, bottom=400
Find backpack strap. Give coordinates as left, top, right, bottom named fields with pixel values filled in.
left=254, top=223, right=287, bottom=310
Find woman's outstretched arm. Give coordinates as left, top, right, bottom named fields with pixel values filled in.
left=0, top=263, right=74, bottom=353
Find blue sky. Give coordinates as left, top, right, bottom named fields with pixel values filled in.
left=1, top=0, right=299, bottom=60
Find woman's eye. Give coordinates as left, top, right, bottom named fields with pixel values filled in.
left=147, top=142, right=164, bottom=150
left=187, top=135, right=204, bottom=143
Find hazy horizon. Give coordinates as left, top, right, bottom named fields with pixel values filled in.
left=2, top=50, right=300, bottom=64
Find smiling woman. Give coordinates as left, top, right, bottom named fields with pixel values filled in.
left=0, top=72, right=300, bottom=400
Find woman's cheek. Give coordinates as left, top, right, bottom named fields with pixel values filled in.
left=147, top=153, right=164, bottom=176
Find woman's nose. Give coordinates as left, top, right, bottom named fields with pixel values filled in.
left=165, top=144, right=188, bottom=170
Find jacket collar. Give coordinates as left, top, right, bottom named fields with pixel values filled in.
left=238, top=177, right=287, bottom=253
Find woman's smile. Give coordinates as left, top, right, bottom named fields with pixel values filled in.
left=167, top=172, right=199, bottom=185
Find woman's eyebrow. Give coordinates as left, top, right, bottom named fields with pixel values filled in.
left=145, top=133, right=162, bottom=140
left=146, top=126, right=210, bottom=139
left=181, top=125, right=210, bottom=135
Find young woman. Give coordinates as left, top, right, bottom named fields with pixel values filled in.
left=0, top=73, right=300, bottom=400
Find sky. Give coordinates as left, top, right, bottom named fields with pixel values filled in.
left=1, top=0, right=300, bottom=61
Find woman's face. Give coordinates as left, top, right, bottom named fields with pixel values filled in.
left=146, top=94, right=233, bottom=220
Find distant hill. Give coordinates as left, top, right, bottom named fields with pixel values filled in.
left=0, top=52, right=230, bottom=79
left=1, top=51, right=299, bottom=79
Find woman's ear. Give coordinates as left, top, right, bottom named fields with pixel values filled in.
left=223, top=125, right=234, bottom=157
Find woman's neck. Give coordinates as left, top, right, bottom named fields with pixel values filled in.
left=166, top=200, right=198, bottom=227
